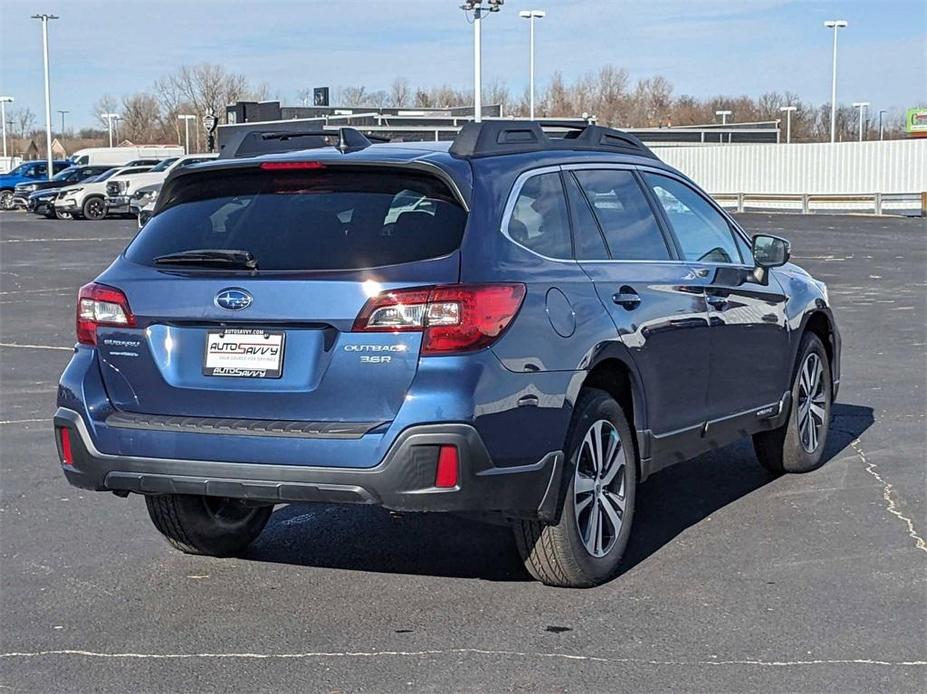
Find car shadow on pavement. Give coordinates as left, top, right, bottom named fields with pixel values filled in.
left=247, top=403, right=874, bottom=582
left=620, top=402, right=874, bottom=573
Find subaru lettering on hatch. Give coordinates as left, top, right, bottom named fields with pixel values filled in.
left=215, top=289, right=253, bottom=310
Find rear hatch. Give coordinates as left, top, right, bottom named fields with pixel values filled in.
left=94, top=163, right=467, bottom=425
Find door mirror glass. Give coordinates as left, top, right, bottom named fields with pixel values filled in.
left=752, top=234, right=790, bottom=268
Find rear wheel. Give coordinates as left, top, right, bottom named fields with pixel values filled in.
left=513, top=388, right=637, bottom=587
left=82, top=196, right=106, bottom=220
left=754, top=332, right=832, bottom=474
left=145, top=494, right=272, bottom=556
left=0, top=190, right=13, bottom=210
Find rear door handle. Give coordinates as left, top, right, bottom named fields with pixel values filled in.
left=612, top=286, right=641, bottom=310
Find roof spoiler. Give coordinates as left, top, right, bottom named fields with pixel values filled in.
left=218, top=126, right=390, bottom=159
left=449, top=120, right=658, bottom=160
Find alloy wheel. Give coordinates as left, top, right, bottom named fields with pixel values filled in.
left=797, top=352, right=827, bottom=453
left=573, top=419, right=626, bottom=558
left=86, top=199, right=105, bottom=219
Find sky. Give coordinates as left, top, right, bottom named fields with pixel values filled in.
left=0, top=0, right=924, bottom=130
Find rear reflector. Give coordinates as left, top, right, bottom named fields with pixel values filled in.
left=58, top=427, right=73, bottom=466
left=353, top=284, right=526, bottom=355
left=435, top=445, right=459, bottom=488
left=259, top=161, right=326, bottom=170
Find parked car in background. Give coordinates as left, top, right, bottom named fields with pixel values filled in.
left=54, top=123, right=839, bottom=587
left=69, top=146, right=183, bottom=166
left=104, top=154, right=217, bottom=215
left=0, top=160, right=71, bottom=210
left=12, top=165, right=115, bottom=210
left=53, top=165, right=153, bottom=220
left=128, top=183, right=160, bottom=227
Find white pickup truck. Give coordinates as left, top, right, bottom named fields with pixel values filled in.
left=104, top=153, right=218, bottom=215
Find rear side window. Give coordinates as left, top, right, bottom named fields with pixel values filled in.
left=126, top=168, right=467, bottom=271
left=643, top=174, right=743, bottom=264
left=507, top=172, right=572, bottom=259
left=574, top=170, right=670, bottom=261
left=564, top=173, right=609, bottom=260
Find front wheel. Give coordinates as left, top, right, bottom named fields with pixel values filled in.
left=82, top=196, right=107, bottom=221
left=754, top=332, right=832, bottom=474
left=0, top=190, right=13, bottom=211
left=145, top=494, right=272, bottom=557
left=54, top=207, right=74, bottom=220
left=513, top=388, right=637, bottom=588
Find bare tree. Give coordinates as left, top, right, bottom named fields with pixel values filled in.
left=11, top=107, right=36, bottom=138
left=338, top=85, right=368, bottom=106
left=121, top=93, right=164, bottom=143
left=389, top=77, right=411, bottom=107
left=92, top=95, right=118, bottom=130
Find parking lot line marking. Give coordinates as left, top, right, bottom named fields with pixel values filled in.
left=0, top=287, right=75, bottom=295
left=0, top=342, right=72, bottom=352
left=852, top=439, right=927, bottom=554
left=0, top=648, right=923, bottom=668
left=0, top=418, right=47, bottom=425
left=0, top=236, right=133, bottom=244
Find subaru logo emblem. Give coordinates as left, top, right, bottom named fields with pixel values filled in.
left=215, top=288, right=252, bottom=311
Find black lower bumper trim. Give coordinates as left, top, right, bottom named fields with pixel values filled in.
left=55, top=408, right=564, bottom=519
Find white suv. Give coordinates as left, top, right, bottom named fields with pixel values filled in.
left=104, top=154, right=218, bottom=214
left=53, top=165, right=152, bottom=220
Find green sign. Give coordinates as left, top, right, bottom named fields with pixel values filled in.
left=905, top=108, right=927, bottom=133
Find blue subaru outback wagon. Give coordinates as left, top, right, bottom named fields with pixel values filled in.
left=55, top=122, right=840, bottom=587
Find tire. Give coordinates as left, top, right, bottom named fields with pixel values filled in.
left=754, top=332, right=832, bottom=474
left=0, top=190, right=13, bottom=211
left=513, top=388, right=637, bottom=588
left=54, top=207, right=73, bottom=220
left=82, top=196, right=107, bottom=220
left=145, top=494, right=273, bottom=557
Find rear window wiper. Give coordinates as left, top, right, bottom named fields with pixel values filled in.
left=153, top=249, right=258, bottom=270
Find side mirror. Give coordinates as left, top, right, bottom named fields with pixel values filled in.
left=752, top=234, right=790, bottom=284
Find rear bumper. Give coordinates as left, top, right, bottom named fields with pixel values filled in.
left=54, top=407, right=564, bottom=520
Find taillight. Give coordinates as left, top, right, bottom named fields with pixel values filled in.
left=434, top=445, right=459, bottom=488
left=353, top=284, right=526, bottom=355
left=76, top=282, right=135, bottom=345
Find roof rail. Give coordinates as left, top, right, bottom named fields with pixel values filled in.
left=448, top=120, right=658, bottom=160
left=218, top=126, right=388, bottom=159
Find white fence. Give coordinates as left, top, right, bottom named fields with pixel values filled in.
left=656, top=140, right=927, bottom=214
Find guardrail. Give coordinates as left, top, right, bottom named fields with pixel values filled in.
left=711, top=192, right=927, bottom=216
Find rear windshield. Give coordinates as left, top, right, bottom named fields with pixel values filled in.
left=126, top=168, right=467, bottom=271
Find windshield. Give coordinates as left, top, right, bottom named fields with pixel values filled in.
left=6, top=164, right=27, bottom=177
left=150, top=158, right=178, bottom=172
left=127, top=168, right=467, bottom=272
left=53, top=167, right=79, bottom=181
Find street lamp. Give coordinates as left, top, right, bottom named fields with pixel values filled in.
left=779, top=105, right=798, bottom=144
left=715, top=110, right=732, bottom=125
left=0, top=96, right=13, bottom=159
left=102, top=113, right=120, bottom=147
left=57, top=109, right=69, bottom=135
left=31, top=13, right=59, bottom=179
left=519, top=10, right=545, bottom=120
left=824, top=20, right=848, bottom=143
left=853, top=101, right=869, bottom=142
left=460, top=0, right=505, bottom=123
left=178, top=114, right=196, bottom=154
left=878, top=109, right=887, bottom=141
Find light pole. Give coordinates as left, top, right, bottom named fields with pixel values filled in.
left=779, top=105, right=797, bottom=144
left=878, top=109, right=887, bottom=141
left=57, top=109, right=69, bottom=135
left=0, top=96, right=13, bottom=159
left=715, top=110, right=732, bottom=125
left=178, top=114, right=196, bottom=154
left=460, top=0, right=505, bottom=123
left=103, top=113, right=120, bottom=147
left=853, top=101, right=869, bottom=142
left=519, top=10, right=545, bottom=120
left=825, top=20, right=848, bottom=143
left=31, top=13, right=58, bottom=179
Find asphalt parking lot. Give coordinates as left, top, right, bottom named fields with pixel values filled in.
left=0, top=211, right=924, bottom=693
